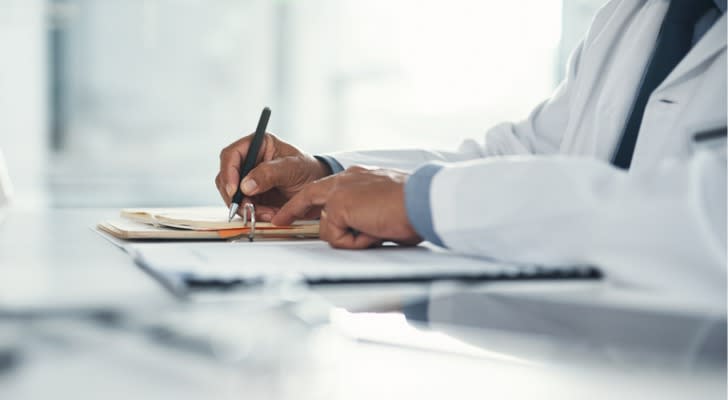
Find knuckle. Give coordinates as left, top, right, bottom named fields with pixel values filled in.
left=287, top=193, right=305, bottom=210
left=251, top=162, right=270, bottom=179
left=262, top=133, right=276, bottom=150
left=253, top=164, right=279, bottom=188
left=328, top=239, right=346, bottom=249
left=345, top=165, right=365, bottom=173
left=333, top=238, right=355, bottom=250
left=322, top=205, right=343, bottom=227
left=328, top=192, right=346, bottom=207
left=311, top=174, right=327, bottom=185
left=280, top=155, right=299, bottom=166
left=299, top=184, right=314, bottom=200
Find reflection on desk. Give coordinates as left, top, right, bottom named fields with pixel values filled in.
left=401, top=282, right=726, bottom=369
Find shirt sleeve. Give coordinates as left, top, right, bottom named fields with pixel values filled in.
left=404, top=163, right=446, bottom=247
left=314, top=155, right=344, bottom=175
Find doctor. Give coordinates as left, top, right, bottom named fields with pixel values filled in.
left=216, top=0, right=726, bottom=296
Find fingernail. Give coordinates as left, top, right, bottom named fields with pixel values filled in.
left=242, top=178, right=258, bottom=194
left=261, top=213, right=273, bottom=221
left=226, top=184, right=237, bottom=197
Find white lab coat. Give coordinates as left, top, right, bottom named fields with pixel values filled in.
left=331, top=0, right=727, bottom=301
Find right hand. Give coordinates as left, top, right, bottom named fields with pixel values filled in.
left=215, top=133, right=331, bottom=222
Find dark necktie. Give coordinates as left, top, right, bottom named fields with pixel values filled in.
left=612, top=0, right=715, bottom=169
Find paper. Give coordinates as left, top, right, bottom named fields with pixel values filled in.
left=121, top=206, right=317, bottom=231
left=130, top=241, right=591, bottom=284
left=99, top=207, right=320, bottom=241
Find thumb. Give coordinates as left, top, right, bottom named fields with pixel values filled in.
left=241, top=157, right=296, bottom=196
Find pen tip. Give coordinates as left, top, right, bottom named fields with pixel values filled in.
left=228, top=203, right=239, bottom=222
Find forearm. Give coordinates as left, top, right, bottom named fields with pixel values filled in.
left=319, top=142, right=484, bottom=174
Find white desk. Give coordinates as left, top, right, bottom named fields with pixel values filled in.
left=0, top=209, right=171, bottom=310
left=0, top=208, right=724, bottom=399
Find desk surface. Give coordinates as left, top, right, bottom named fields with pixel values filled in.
left=0, top=209, right=172, bottom=310
left=0, top=208, right=724, bottom=399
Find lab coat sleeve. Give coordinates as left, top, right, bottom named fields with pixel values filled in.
left=324, top=37, right=586, bottom=173
left=405, top=146, right=726, bottom=297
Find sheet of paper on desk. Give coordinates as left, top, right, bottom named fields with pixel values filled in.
left=129, top=241, right=600, bottom=285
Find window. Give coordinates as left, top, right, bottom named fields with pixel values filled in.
left=32, top=0, right=604, bottom=207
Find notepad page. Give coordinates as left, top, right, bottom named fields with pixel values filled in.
left=121, top=206, right=318, bottom=231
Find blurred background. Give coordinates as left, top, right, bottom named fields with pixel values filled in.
left=0, top=0, right=603, bottom=208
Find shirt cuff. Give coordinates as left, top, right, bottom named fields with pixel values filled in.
left=314, top=155, right=345, bottom=175
left=405, top=163, right=446, bottom=247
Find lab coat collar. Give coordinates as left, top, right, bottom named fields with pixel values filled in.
left=658, top=12, right=726, bottom=91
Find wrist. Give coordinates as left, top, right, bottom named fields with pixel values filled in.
left=315, top=159, right=333, bottom=178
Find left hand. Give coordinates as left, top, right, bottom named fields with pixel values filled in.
left=272, top=166, right=423, bottom=249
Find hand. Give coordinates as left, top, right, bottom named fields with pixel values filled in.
left=273, top=166, right=423, bottom=249
left=215, top=133, right=330, bottom=221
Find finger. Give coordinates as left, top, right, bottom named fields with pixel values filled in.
left=241, top=157, right=295, bottom=197
left=327, top=223, right=381, bottom=249
left=218, top=134, right=272, bottom=198
left=219, top=146, right=246, bottom=199
left=215, top=173, right=232, bottom=206
left=228, top=203, right=278, bottom=222
left=253, top=205, right=279, bottom=222
left=318, top=210, right=330, bottom=241
left=272, top=179, right=333, bottom=226
left=303, top=206, right=323, bottom=220
left=320, top=207, right=381, bottom=249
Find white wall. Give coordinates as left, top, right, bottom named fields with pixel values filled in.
left=0, top=0, right=48, bottom=207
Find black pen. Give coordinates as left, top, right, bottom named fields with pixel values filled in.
left=228, top=107, right=271, bottom=222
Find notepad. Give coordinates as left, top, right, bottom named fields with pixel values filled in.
left=98, top=206, right=319, bottom=241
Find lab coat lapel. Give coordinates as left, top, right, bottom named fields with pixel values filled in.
left=560, top=0, right=650, bottom=156
left=658, top=14, right=726, bottom=91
